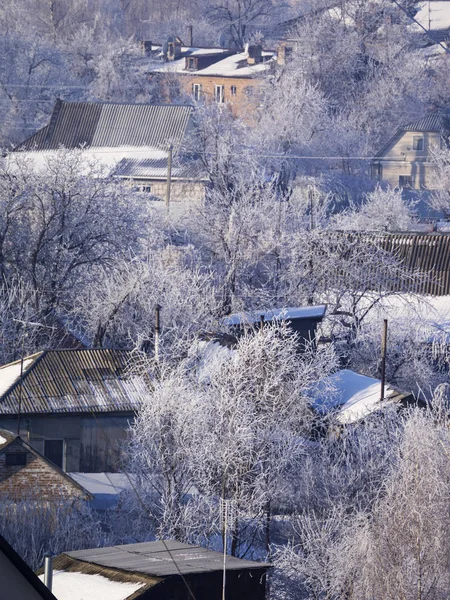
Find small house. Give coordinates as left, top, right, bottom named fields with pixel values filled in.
left=222, top=305, right=327, bottom=349
left=309, top=369, right=415, bottom=424
left=14, top=100, right=206, bottom=205
left=42, top=540, right=270, bottom=600
left=372, top=109, right=450, bottom=190
left=0, top=349, right=151, bottom=473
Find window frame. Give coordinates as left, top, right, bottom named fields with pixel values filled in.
left=412, top=136, right=424, bottom=151
left=192, top=83, right=202, bottom=102
left=214, top=85, right=225, bottom=104
left=5, top=453, right=27, bottom=466
left=230, top=85, right=237, bottom=96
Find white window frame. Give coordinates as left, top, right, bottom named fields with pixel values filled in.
left=192, top=83, right=202, bottom=102
left=214, top=85, right=225, bottom=104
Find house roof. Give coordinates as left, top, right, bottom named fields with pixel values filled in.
left=151, top=50, right=275, bottom=78
left=0, top=533, right=58, bottom=600
left=112, top=155, right=205, bottom=181
left=63, top=540, right=270, bottom=577
left=0, top=349, right=151, bottom=415
left=401, top=110, right=450, bottom=133
left=222, top=305, right=327, bottom=326
left=310, top=369, right=413, bottom=424
left=15, top=101, right=193, bottom=152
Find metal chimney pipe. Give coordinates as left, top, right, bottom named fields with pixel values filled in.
left=44, top=553, right=53, bottom=592
left=188, top=24, right=193, bottom=47
left=155, top=304, right=161, bottom=362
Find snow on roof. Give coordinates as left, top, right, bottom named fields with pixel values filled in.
left=153, top=51, right=275, bottom=77
left=38, top=571, right=145, bottom=600
left=69, top=473, right=133, bottom=510
left=189, top=339, right=235, bottom=383
left=310, top=369, right=407, bottom=424
left=222, top=305, right=327, bottom=326
left=0, top=357, right=36, bottom=397
left=413, top=1, right=450, bottom=31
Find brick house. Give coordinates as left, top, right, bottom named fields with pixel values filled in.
left=0, top=429, right=90, bottom=501
left=148, top=38, right=276, bottom=120
left=0, top=349, right=151, bottom=473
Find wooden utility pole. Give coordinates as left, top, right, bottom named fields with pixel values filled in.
left=380, top=319, right=388, bottom=402
left=165, top=144, right=173, bottom=213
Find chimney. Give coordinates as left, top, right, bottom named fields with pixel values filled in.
left=247, top=44, right=262, bottom=65
left=167, top=36, right=182, bottom=61
left=188, top=25, right=193, bottom=47
left=45, top=98, right=62, bottom=146
left=142, top=41, right=153, bottom=55
left=277, top=44, right=292, bottom=66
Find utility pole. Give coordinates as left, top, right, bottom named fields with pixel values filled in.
left=165, top=144, right=173, bottom=214
left=220, top=499, right=234, bottom=600
left=380, top=319, right=388, bottom=402
left=154, top=304, right=161, bottom=363
left=17, top=331, right=26, bottom=436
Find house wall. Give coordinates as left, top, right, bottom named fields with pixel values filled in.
left=141, top=179, right=206, bottom=204
left=179, top=74, right=267, bottom=121
left=373, top=130, right=441, bottom=189
left=0, top=413, right=135, bottom=473
left=0, top=440, right=85, bottom=501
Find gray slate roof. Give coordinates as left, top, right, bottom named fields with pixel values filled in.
left=0, top=349, right=151, bottom=415
left=113, top=156, right=205, bottom=180
left=65, top=540, right=270, bottom=577
left=16, top=101, right=193, bottom=152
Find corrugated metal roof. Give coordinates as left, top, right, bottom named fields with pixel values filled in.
left=113, top=156, right=205, bottom=180
left=402, top=110, right=450, bottom=132
left=65, top=541, right=270, bottom=577
left=15, top=102, right=193, bottom=152
left=0, top=349, right=151, bottom=415
left=330, top=232, right=450, bottom=296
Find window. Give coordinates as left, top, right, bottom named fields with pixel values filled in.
left=44, top=439, right=64, bottom=469
left=399, top=175, right=413, bottom=188
left=214, top=85, right=225, bottom=104
left=192, top=83, right=202, bottom=102
left=244, top=86, right=254, bottom=96
left=187, top=58, right=196, bottom=70
left=5, top=453, right=26, bottom=466
left=140, top=185, right=152, bottom=193
left=231, top=85, right=237, bottom=96
left=413, top=136, right=424, bottom=151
